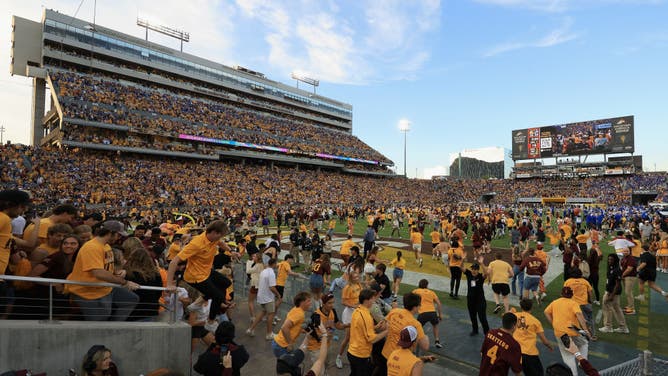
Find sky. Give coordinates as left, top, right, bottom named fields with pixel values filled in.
left=1, top=0, right=667, bottom=178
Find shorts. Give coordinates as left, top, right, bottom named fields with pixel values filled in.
left=259, top=301, right=276, bottom=314
left=639, top=270, right=657, bottom=282
left=276, top=285, right=285, bottom=298
left=524, top=276, right=540, bottom=292
left=192, top=326, right=209, bottom=338
left=412, top=244, right=421, bottom=251
left=342, top=306, right=354, bottom=324
left=492, top=283, right=510, bottom=296
left=310, top=273, right=324, bottom=290
left=417, top=311, right=439, bottom=326
left=521, top=354, right=543, bottom=376
left=393, top=268, right=404, bottom=280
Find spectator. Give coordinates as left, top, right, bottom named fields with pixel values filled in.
left=124, top=249, right=164, bottom=321
left=347, top=288, right=388, bottom=376
left=167, top=220, right=231, bottom=331
left=544, top=286, right=592, bottom=376
left=247, top=257, right=279, bottom=340
left=272, top=291, right=312, bottom=357
left=412, top=279, right=444, bottom=349
left=194, top=320, right=250, bottom=376
left=479, top=313, right=522, bottom=376
left=66, top=221, right=140, bottom=321
left=80, top=345, right=118, bottom=376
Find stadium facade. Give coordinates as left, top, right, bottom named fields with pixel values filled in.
left=448, top=147, right=512, bottom=179
left=10, top=9, right=394, bottom=176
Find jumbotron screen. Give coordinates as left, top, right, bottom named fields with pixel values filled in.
left=511, top=115, right=634, bottom=160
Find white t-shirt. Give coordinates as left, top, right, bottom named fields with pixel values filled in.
left=608, top=238, right=636, bottom=250
left=187, top=299, right=211, bottom=323
left=11, top=216, right=26, bottom=236
left=164, top=287, right=188, bottom=321
left=257, top=267, right=277, bottom=304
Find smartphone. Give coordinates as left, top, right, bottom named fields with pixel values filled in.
left=560, top=334, right=571, bottom=348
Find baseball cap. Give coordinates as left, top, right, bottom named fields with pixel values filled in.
left=0, top=189, right=31, bottom=206
left=276, top=349, right=304, bottom=376
left=102, top=220, right=128, bottom=236
left=397, top=325, right=418, bottom=348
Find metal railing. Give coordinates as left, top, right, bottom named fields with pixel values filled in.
left=0, top=274, right=175, bottom=323
left=599, top=350, right=668, bottom=376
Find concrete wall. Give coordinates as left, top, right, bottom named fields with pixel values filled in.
left=0, top=320, right=191, bottom=374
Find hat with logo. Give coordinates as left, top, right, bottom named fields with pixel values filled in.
left=397, top=325, right=418, bottom=348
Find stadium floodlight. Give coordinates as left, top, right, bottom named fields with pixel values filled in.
left=291, top=71, right=319, bottom=94
left=398, top=119, right=411, bottom=178
left=137, top=18, right=190, bottom=52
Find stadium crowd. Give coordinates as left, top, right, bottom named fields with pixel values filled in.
left=50, top=70, right=390, bottom=164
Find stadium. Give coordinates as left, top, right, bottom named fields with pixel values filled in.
left=2, top=6, right=668, bottom=376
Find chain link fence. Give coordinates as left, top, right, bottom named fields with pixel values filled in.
left=599, top=351, right=668, bottom=376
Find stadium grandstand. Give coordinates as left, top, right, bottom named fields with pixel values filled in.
left=11, top=9, right=394, bottom=177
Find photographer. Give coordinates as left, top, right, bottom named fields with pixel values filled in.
left=194, top=321, right=249, bottom=376
left=305, top=293, right=347, bottom=370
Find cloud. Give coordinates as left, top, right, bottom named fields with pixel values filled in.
left=483, top=18, right=578, bottom=57
left=474, top=0, right=666, bottom=12
left=235, top=0, right=441, bottom=84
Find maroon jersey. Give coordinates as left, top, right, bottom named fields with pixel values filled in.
left=479, top=329, right=522, bottom=376
left=520, top=255, right=547, bottom=276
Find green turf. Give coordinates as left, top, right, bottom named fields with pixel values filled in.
left=322, top=215, right=668, bottom=355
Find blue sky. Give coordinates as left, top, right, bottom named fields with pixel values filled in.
left=2, top=0, right=667, bottom=177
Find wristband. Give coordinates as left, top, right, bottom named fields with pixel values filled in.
left=574, top=352, right=581, bottom=358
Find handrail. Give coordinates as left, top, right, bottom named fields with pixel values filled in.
left=0, top=274, right=167, bottom=291
left=0, top=274, right=175, bottom=323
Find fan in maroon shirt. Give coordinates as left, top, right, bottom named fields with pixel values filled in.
left=479, top=313, right=522, bottom=376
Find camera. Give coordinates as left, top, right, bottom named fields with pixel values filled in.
left=306, top=312, right=321, bottom=341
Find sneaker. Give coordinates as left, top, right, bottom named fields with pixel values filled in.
left=541, top=292, right=547, bottom=299
left=419, top=258, right=423, bottom=267
left=204, top=320, right=219, bottom=332
left=598, top=326, right=614, bottom=333
left=245, top=328, right=255, bottom=337
left=623, top=308, right=636, bottom=315
left=662, top=291, right=668, bottom=297
left=614, top=327, right=630, bottom=334
left=469, top=331, right=479, bottom=336
left=265, top=333, right=275, bottom=340
left=493, top=304, right=502, bottom=314
left=335, top=355, right=343, bottom=369
left=635, top=294, right=646, bottom=302
left=593, top=300, right=601, bottom=306
left=435, top=340, right=443, bottom=348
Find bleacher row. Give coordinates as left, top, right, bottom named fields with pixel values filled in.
left=1, top=144, right=666, bottom=214
left=49, top=69, right=391, bottom=165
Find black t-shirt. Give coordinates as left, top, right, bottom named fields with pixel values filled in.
left=464, top=269, right=485, bottom=298
left=606, top=265, right=622, bottom=294
left=126, top=271, right=164, bottom=320
left=214, top=252, right=232, bottom=269
left=374, top=273, right=392, bottom=299
left=639, top=251, right=657, bottom=273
